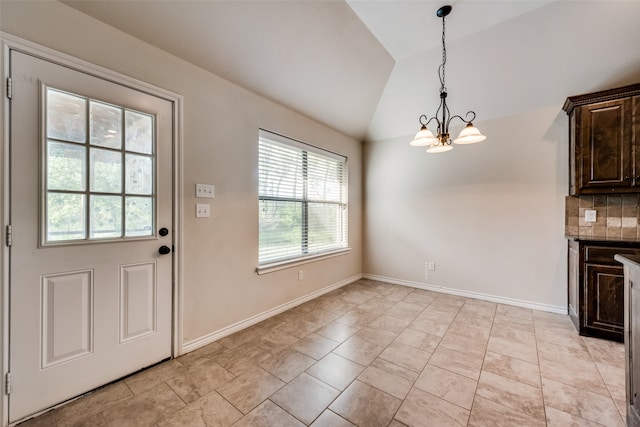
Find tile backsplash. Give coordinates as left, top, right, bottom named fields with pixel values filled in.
left=566, top=194, right=640, bottom=239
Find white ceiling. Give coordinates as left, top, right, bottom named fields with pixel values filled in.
left=61, top=0, right=640, bottom=142
left=61, top=0, right=395, bottom=140
left=346, top=0, right=553, bottom=60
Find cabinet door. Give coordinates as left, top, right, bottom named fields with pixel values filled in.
left=577, top=98, right=632, bottom=193
left=585, top=263, right=624, bottom=337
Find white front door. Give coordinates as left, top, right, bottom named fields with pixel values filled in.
left=8, top=50, right=174, bottom=422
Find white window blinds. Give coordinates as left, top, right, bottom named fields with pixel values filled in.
left=258, top=130, right=348, bottom=265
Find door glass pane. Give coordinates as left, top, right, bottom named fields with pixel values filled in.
left=126, top=154, right=153, bottom=195
left=47, top=89, right=86, bottom=143
left=126, top=197, right=153, bottom=237
left=47, top=141, right=86, bottom=191
left=126, top=111, right=153, bottom=154
left=47, top=193, right=86, bottom=241
left=90, top=195, right=122, bottom=239
left=90, top=101, right=122, bottom=149
left=90, top=148, right=122, bottom=193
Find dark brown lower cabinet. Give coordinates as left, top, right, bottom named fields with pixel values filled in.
left=568, top=239, right=640, bottom=342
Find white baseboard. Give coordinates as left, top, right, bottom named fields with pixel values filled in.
left=181, top=274, right=363, bottom=355
left=363, top=274, right=567, bottom=315
left=182, top=272, right=567, bottom=356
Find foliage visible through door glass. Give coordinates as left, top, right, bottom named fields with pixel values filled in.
left=90, top=148, right=122, bottom=193
left=47, top=193, right=86, bottom=241
left=126, top=197, right=153, bottom=237
left=90, top=195, right=122, bottom=239
left=47, top=141, right=86, bottom=192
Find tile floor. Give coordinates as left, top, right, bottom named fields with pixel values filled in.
left=19, top=279, right=626, bottom=426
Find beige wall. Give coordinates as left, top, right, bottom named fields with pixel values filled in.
left=364, top=106, right=568, bottom=310
left=0, top=1, right=362, bottom=346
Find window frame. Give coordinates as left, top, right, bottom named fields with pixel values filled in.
left=40, top=85, right=158, bottom=247
left=257, top=129, right=349, bottom=272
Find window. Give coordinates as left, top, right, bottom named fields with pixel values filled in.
left=44, top=87, right=155, bottom=244
left=258, top=130, right=347, bottom=266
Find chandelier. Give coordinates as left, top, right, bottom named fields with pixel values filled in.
left=410, top=5, right=486, bottom=153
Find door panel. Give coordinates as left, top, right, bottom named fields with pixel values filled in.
left=41, top=270, right=93, bottom=368
left=120, top=262, right=157, bottom=342
left=9, top=50, right=174, bottom=422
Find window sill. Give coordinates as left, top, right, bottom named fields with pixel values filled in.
left=256, top=248, right=351, bottom=275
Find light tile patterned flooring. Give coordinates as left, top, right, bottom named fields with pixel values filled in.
left=20, top=279, right=626, bottom=426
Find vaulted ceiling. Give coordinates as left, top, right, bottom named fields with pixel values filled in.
left=62, top=0, right=640, bottom=142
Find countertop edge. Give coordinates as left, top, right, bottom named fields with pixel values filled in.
left=565, top=234, right=640, bottom=244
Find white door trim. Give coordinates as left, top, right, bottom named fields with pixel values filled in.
left=0, top=32, right=184, bottom=427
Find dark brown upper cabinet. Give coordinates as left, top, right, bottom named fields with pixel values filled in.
left=563, top=83, right=640, bottom=195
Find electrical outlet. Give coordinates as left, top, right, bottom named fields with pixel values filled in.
left=424, top=262, right=429, bottom=279
left=298, top=270, right=304, bottom=280
left=428, top=262, right=436, bottom=271
left=195, top=183, right=215, bottom=198
left=585, top=209, right=596, bottom=223
left=196, top=203, right=210, bottom=218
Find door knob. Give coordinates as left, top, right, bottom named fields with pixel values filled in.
left=159, top=227, right=169, bottom=236
left=159, top=245, right=171, bottom=255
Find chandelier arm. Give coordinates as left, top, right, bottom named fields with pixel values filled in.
left=464, top=110, right=477, bottom=123
left=418, top=114, right=441, bottom=128
left=446, top=111, right=478, bottom=127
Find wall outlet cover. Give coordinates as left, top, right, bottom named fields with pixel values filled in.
left=196, top=183, right=215, bottom=198
left=196, top=203, right=210, bottom=218
left=585, top=209, right=597, bottom=222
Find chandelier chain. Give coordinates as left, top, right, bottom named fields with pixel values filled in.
left=439, top=13, right=447, bottom=93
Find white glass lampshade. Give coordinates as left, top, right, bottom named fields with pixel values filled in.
left=426, top=141, right=453, bottom=153
left=453, top=123, right=486, bottom=144
left=410, top=126, right=438, bottom=146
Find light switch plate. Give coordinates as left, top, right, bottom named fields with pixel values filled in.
left=196, top=184, right=215, bottom=198
left=585, top=209, right=597, bottom=222
left=196, top=203, right=210, bottom=218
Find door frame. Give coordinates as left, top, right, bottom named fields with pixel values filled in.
left=0, top=33, right=185, bottom=426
